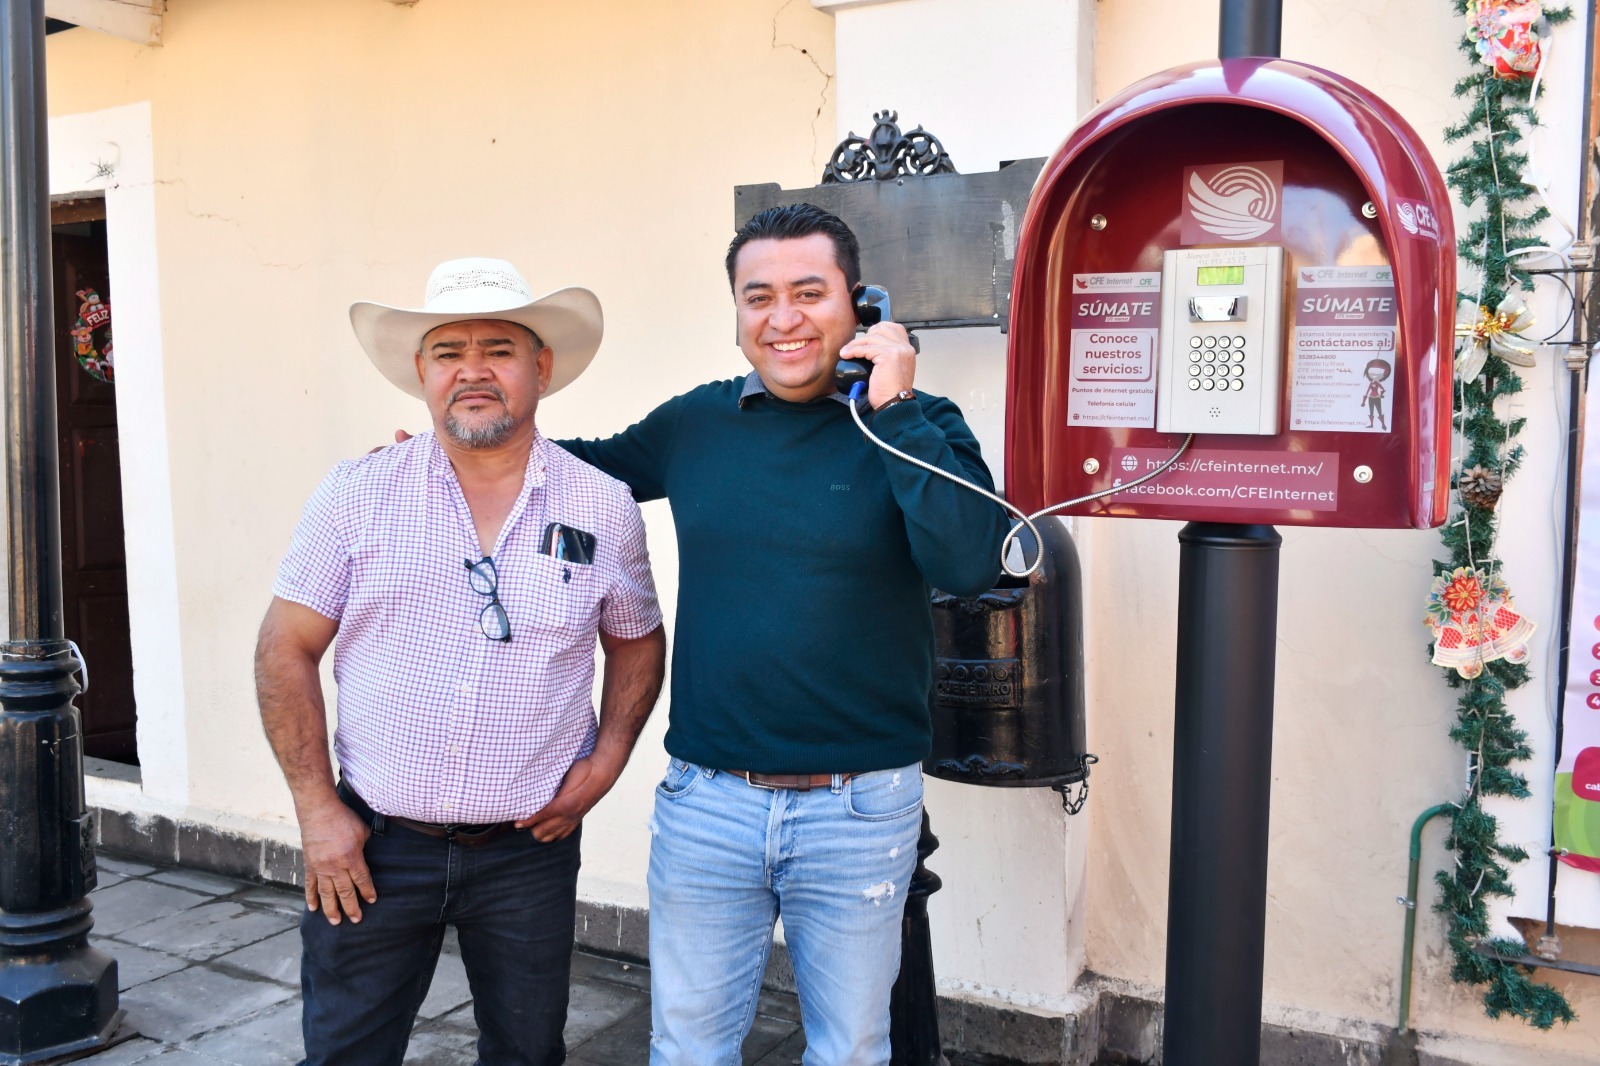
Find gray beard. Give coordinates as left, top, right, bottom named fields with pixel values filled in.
left=443, top=410, right=518, bottom=448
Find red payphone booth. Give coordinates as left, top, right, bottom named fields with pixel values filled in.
left=1003, top=56, right=1454, bottom=1066
left=1007, top=58, right=1453, bottom=528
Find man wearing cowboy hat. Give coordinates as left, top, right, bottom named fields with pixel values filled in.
left=256, top=258, right=666, bottom=1066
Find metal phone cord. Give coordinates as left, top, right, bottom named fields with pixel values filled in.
left=846, top=382, right=1195, bottom=578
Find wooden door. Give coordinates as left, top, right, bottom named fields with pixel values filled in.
left=51, top=200, right=136, bottom=764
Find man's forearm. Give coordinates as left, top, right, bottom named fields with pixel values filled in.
left=255, top=638, right=339, bottom=813
left=591, top=625, right=668, bottom=773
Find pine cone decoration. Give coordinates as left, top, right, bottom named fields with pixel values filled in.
left=1457, top=464, right=1504, bottom=510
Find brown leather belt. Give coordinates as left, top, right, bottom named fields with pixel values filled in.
left=725, top=770, right=854, bottom=791
left=337, top=780, right=518, bottom=847
left=386, top=815, right=518, bottom=846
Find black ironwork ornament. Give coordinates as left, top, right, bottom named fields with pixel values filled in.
left=822, top=110, right=956, bottom=183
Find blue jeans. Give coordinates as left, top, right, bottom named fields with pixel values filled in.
left=646, top=760, right=923, bottom=1066
left=299, top=784, right=580, bottom=1066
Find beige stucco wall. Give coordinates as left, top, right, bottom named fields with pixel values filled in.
left=45, top=0, right=836, bottom=906
left=1088, top=1, right=1600, bottom=1059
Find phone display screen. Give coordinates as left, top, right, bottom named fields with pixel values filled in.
left=1196, top=266, right=1245, bottom=286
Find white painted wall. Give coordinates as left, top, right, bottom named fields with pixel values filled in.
left=47, top=103, right=192, bottom=812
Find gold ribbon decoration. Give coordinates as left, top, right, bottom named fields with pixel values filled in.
left=1455, top=292, right=1537, bottom=383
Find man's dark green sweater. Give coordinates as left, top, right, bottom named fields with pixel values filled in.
left=558, top=375, right=1008, bottom=773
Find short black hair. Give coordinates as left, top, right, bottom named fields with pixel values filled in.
left=725, top=203, right=861, bottom=292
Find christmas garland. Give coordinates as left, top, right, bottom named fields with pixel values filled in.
left=1428, top=0, right=1574, bottom=1029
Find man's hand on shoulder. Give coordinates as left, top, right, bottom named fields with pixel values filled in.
left=516, top=756, right=616, bottom=842
left=365, top=429, right=414, bottom=456
left=298, top=795, right=377, bottom=925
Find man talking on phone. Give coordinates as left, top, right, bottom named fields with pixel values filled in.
left=557, top=204, right=1009, bottom=1064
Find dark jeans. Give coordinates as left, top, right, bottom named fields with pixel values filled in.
left=299, top=785, right=581, bottom=1066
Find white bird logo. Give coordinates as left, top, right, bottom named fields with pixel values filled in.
left=1396, top=201, right=1418, bottom=234
left=1187, top=166, right=1278, bottom=241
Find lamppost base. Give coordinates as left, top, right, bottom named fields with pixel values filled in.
left=0, top=942, right=121, bottom=1064
left=0, top=648, right=118, bottom=1061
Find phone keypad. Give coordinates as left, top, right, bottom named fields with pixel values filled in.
left=1186, top=332, right=1249, bottom=391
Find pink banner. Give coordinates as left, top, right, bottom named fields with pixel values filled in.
left=1556, top=376, right=1600, bottom=871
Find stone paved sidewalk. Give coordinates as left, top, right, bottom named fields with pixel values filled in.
left=82, top=853, right=810, bottom=1065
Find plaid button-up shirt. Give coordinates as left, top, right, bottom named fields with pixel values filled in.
left=273, top=430, right=662, bottom=823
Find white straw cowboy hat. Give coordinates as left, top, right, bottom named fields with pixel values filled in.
left=350, top=258, right=602, bottom=399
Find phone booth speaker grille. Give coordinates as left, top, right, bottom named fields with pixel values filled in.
left=1006, top=59, right=1455, bottom=531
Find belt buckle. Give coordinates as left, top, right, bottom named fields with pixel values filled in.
left=445, top=823, right=493, bottom=844
left=740, top=772, right=780, bottom=792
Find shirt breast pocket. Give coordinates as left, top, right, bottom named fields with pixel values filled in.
left=520, top=554, right=599, bottom=634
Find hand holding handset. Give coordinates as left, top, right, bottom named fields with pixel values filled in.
left=836, top=283, right=1046, bottom=578
left=834, top=284, right=892, bottom=394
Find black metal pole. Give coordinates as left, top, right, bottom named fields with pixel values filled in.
left=1219, top=0, right=1282, bottom=60
left=1, top=0, right=61, bottom=642
left=1162, top=523, right=1281, bottom=1066
left=889, top=810, right=946, bottom=1066
left=0, top=1, right=120, bottom=1059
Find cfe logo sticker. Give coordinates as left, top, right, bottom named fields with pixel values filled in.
left=1394, top=198, right=1442, bottom=242
left=1181, top=161, right=1283, bottom=244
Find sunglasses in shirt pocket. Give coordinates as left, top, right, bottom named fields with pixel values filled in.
left=524, top=553, right=599, bottom=633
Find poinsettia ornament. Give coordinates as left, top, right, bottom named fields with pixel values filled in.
left=1455, top=292, right=1537, bottom=383
left=1466, top=0, right=1547, bottom=80
left=1425, top=566, right=1535, bottom=679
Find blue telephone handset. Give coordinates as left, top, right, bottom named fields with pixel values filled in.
left=836, top=284, right=895, bottom=395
